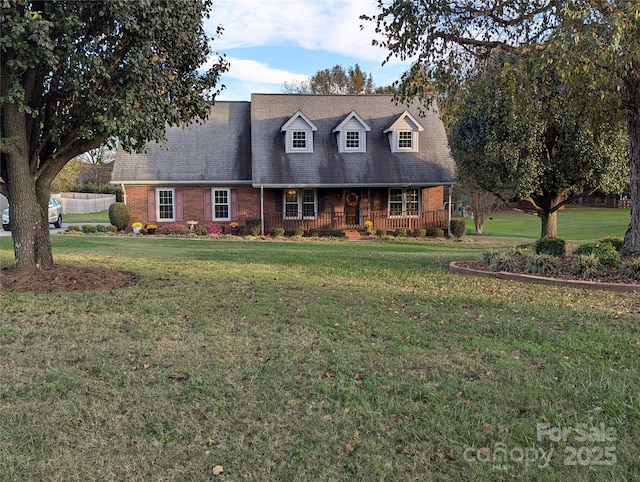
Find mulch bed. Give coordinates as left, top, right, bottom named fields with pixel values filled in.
left=0, top=265, right=138, bottom=293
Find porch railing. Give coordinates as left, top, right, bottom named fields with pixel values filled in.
left=262, top=210, right=448, bottom=233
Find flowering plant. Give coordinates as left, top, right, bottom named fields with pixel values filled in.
left=364, top=220, right=373, bottom=228
left=145, top=223, right=157, bottom=230
left=230, top=222, right=239, bottom=228
left=132, top=222, right=143, bottom=228
left=206, top=223, right=222, bottom=235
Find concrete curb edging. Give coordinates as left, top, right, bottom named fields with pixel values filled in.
left=449, top=261, right=639, bottom=293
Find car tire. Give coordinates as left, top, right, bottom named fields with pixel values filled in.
left=53, top=215, right=62, bottom=228
left=2, top=224, right=10, bottom=231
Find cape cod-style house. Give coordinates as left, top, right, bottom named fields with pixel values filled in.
left=111, top=94, right=456, bottom=235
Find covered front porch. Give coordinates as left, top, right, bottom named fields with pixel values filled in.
left=262, top=209, right=448, bottom=234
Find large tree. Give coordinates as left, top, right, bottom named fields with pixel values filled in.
left=284, top=64, right=381, bottom=95
left=1, top=0, right=228, bottom=269
left=363, top=1, right=640, bottom=252
left=448, top=51, right=628, bottom=238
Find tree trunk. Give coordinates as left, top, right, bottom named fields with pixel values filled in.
left=622, top=67, right=640, bottom=255
left=3, top=105, right=55, bottom=270
left=474, top=215, right=485, bottom=235
left=539, top=209, right=558, bottom=238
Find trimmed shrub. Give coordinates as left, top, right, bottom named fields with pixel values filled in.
left=245, top=217, right=262, bottom=236
left=309, top=228, right=321, bottom=237
left=67, top=225, right=80, bottom=232
left=450, top=219, right=466, bottom=239
left=534, top=237, right=566, bottom=257
left=272, top=227, right=285, bottom=237
left=108, top=202, right=130, bottom=231
left=395, top=228, right=407, bottom=237
left=329, top=229, right=343, bottom=238
left=573, top=241, right=620, bottom=267
left=81, top=224, right=97, bottom=234
left=598, top=236, right=624, bottom=252
left=525, top=254, right=560, bottom=276
left=293, top=228, right=304, bottom=238
left=106, top=225, right=118, bottom=233
left=622, top=258, right=640, bottom=280
left=375, top=228, right=386, bottom=238
left=431, top=228, right=444, bottom=238
left=571, top=254, right=602, bottom=279
left=96, top=224, right=107, bottom=233
left=413, top=228, right=426, bottom=238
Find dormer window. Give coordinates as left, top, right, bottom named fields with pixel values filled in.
left=333, top=111, right=371, bottom=153
left=384, top=111, right=424, bottom=153
left=398, top=130, right=413, bottom=149
left=292, top=131, right=307, bottom=149
left=281, top=111, right=317, bottom=153
left=346, top=131, right=360, bottom=149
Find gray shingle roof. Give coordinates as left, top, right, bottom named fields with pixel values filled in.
left=112, top=95, right=456, bottom=187
left=250, top=94, right=456, bottom=187
left=111, top=101, right=252, bottom=183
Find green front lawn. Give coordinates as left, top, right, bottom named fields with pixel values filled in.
left=479, top=205, right=630, bottom=242
left=1, top=235, right=638, bottom=481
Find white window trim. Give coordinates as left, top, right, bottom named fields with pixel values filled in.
left=342, top=130, right=366, bottom=152
left=283, top=189, right=317, bottom=220
left=397, top=130, right=414, bottom=151
left=156, top=187, right=176, bottom=222
left=212, top=187, right=231, bottom=221
left=289, top=130, right=312, bottom=153
left=388, top=188, right=420, bottom=218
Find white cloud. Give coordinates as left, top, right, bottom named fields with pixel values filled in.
left=207, top=0, right=393, bottom=63
left=222, top=57, right=309, bottom=84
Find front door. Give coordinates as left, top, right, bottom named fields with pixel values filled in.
left=345, top=190, right=360, bottom=227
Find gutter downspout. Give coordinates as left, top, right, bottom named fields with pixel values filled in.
left=260, top=186, right=264, bottom=236
left=447, top=186, right=452, bottom=236
left=120, top=183, right=127, bottom=205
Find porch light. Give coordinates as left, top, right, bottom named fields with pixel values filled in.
left=287, top=189, right=297, bottom=195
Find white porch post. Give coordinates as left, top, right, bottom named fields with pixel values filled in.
left=447, top=185, right=453, bottom=236
left=260, top=186, right=264, bottom=236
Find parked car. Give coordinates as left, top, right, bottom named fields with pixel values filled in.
left=2, top=196, right=63, bottom=231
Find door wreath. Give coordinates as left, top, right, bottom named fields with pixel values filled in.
left=346, top=192, right=359, bottom=207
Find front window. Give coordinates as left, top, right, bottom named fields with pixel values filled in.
left=157, top=188, right=175, bottom=221
left=388, top=188, right=420, bottom=217
left=398, top=131, right=413, bottom=149
left=212, top=188, right=230, bottom=221
left=284, top=189, right=317, bottom=219
left=292, top=131, right=307, bottom=149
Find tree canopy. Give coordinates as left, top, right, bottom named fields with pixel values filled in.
left=0, top=0, right=228, bottom=269
left=284, top=64, right=396, bottom=95
left=448, top=51, right=628, bottom=237
left=363, top=1, right=640, bottom=252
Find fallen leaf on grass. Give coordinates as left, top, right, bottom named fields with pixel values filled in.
left=212, top=465, right=224, bottom=475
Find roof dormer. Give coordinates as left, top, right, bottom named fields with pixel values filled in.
left=332, top=111, right=371, bottom=153
left=281, top=110, right=318, bottom=153
left=384, top=111, right=424, bottom=153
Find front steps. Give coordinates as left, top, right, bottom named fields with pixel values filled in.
left=343, top=229, right=372, bottom=241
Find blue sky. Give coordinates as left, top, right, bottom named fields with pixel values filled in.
left=203, top=0, right=410, bottom=101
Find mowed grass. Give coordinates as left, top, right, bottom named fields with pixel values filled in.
left=1, top=223, right=639, bottom=480
left=479, top=205, right=630, bottom=241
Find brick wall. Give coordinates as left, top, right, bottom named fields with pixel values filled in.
left=124, top=184, right=259, bottom=230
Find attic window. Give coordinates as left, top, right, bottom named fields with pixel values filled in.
left=292, top=131, right=307, bottom=149
left=384, top=111, right=424, bottom=153
left=398, top=131, right=413, bottom=149
left=346, top=131, right=360, bottom=149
